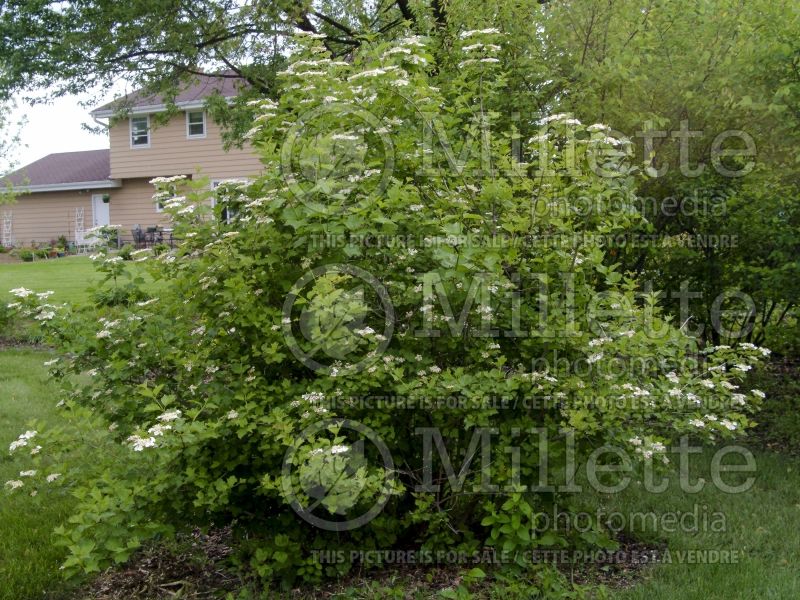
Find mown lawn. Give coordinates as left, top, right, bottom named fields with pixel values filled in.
left=0, top=349, right=82, bottom=600
left=0, top=254, right=158, bottom=305
left=0, top=256, right=101, bottom=304
left=603, top=446, right=800, bottom=600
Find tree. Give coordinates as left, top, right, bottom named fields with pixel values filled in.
left=0, top=0, right=433, bottom=143
left=0, top=98, right=23, bottom=200
left=483, top=0, right=800, bottom=350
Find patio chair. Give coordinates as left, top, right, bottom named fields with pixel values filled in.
left=131, top=226, right=146, bottom=249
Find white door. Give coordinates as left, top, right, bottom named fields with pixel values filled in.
left=91, top=194, right=111, bottom=227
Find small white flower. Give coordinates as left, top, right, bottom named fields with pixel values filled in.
left=733, top=364, right=752, bottom=372
left=9, top=439, right=28, bottom=452
left=127, top=435, right=157, bottom=451
left=46, top=473, right=61, bottom=483
left=587, top=353, right=603, bottom=364
left=751, top=389, right=766, bottom=399
left=731, top=393, right=746, bottom=406
left=720, top=419, right=737, bottom=431
left=688, top=419, right=705, bottom=428
left=157, top=409, right=182, bottom=422
left=330, top=445, right=349, bottom=455
left=19, top=470, right=37, bottom=477
left=148, top=424, right=172, bottom=437
left=227, top=410, right=239, bottom=420
left=10, top=287, right=34, bottom=298
left=5, top=480, right=24, bottom=490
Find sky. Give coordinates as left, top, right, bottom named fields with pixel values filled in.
left=7, top=93, right=110, bottom=171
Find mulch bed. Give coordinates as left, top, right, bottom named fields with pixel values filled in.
left=79, top=527, right=241, bottom=599
left=77, top=527, right=662, bottom=599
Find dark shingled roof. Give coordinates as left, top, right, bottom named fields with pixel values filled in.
left=92, top=72, right=245, bottom=115
left=2, top=149, right=111, bottom=188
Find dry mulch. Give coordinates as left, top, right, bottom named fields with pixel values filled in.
left=76, top=527, right=662, bottom=599
left=78, top=527, right=241, bottom=599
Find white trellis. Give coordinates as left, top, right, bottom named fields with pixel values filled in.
left=74, top=207, right=99, bottom=252
left=1, top=211, right=13, bottom=248
left=75, top=207, right=84, bottom=237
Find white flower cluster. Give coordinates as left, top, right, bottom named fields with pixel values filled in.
left=127, top=434, right=157, bottom=451
left=460, top=28, right=501, bottom=38
left=10, top=287, right=34, bottom=298
left=149, top=175, right=187, bottom=185
left=458, top=33, right=502, bottom=69
left=629, top=437, right=668, bottom=461
left=157, top=409, right=182, bottom=422
left=9, top=430, right=37, bottom=453
left=310, top=444, right=349, bottom=457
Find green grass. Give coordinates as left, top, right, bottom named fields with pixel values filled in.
left=591, top=446, right=800, bottom=600
left=0, top=255, right=158, bottom=305
left=0, top=256, right=102, bottom=305
left=0, top=349, right=83, bottom=600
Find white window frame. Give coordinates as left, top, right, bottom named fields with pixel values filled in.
left=129, top=115, right=151, bottom=148
left=186, top=110, right=207, bottom=139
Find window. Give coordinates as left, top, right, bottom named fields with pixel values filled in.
left=186, top=110, right=206, bottom=138
left=130, top=116, right=150, bottom=147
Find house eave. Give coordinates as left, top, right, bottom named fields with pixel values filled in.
left=91, top=97, right=235, bottom=119
left=11, top=179, right=122, bottom=194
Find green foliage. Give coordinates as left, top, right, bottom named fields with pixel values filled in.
left=3, top=31, right=770, bottom=592
left=117, top=244, right=134, bottom=261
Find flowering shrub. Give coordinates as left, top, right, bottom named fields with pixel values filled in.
left=5, top=31, right=769, bottom=592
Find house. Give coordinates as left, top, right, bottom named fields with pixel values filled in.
left=1, top=74, right=262, bottom=248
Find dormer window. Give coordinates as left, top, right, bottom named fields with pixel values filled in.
left=186, top=110, right=206, bottom=138
left=130, top=116, right=150, bottom=147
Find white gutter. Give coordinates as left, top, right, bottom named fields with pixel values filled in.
left=11, top=179, right=122, bottom=193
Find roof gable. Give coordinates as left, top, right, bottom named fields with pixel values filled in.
left=2, top=149, right=117, bottom=191
left=92, top=72, right=246, bottom=117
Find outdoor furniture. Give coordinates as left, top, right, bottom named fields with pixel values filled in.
left=74, top=229, right=101, bottom=254
left=131, top=226, right=146, bottom=249
left=145, top=226, right=163, bottom=245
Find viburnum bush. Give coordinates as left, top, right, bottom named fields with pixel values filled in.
left=5, top=31, right=770, bottom=592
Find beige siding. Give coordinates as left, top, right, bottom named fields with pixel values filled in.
left=2, top=191, right=94, bottom=246
left=108, top=178, right=169, bottom=233
left=109, top=111, right=262, bottom=179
